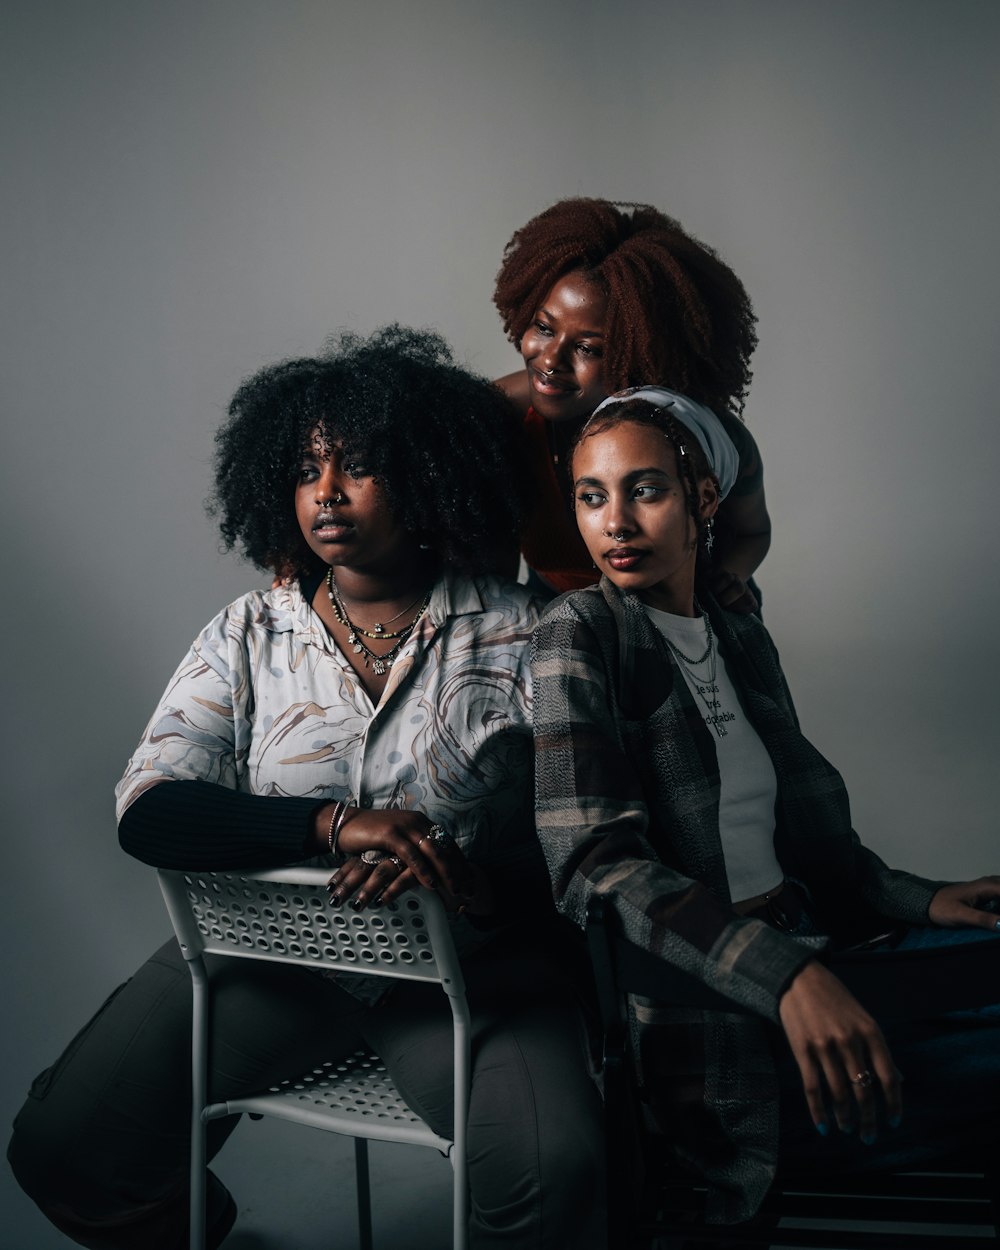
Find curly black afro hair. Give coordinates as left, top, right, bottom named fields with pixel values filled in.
left=494, top=197, right=757, bottom=418
left=210, top=325, right=527, bottom=579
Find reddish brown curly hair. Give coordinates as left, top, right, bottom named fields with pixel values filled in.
left=493, top=198, right=757, bottom=417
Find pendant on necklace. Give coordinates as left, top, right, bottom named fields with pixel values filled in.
left=373, top=658, right=387, bottom=676
left=373, top=623, right=384, bottom=634
left=352, top=644, right=363, bottom=655
left=347, top=630, right=357, bottom=644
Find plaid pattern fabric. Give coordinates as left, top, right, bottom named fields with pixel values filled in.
left=531, top=578, right=941, bottom=1221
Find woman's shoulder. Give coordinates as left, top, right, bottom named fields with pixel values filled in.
left=714, top=406, right=760, bottom=457
left=538, top=583, right=608, bottom=624
left=192, top=584, right=305, bottom=651
left=494, top=369, right=531, bottom=416
left=534, top=585, right=620, bottom=657
left=448, top=570, right=544, bottom=631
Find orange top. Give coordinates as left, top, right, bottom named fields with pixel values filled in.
left=520, top=408, right=598, bottom=594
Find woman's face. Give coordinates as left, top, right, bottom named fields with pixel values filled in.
left=294, top=429, right=415, bottom=577
left=572, top=420, right=718, bottom=613
left=519, top=271, right=609, bottom=424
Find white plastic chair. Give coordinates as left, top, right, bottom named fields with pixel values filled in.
left=157, top=867, right=471, bottom=1250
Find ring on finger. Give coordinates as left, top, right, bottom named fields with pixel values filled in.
left=387, top=855, right=403, bottom=869
left=427, top=824, right=452, bottom=847
left=360, top=849, right=387, bottom=866
left=850, top=1070, right=873, bottom=1088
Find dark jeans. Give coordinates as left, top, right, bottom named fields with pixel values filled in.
left=8, top=934, right=605, bottom=1250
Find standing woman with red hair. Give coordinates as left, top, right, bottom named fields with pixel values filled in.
left=494, top=197, right=768, bottom=610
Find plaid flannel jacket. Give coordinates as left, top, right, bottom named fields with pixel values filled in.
left=531, top=578, right=941, bottom=1221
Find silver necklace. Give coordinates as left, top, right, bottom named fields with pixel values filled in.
left=326, top=571, right=425, bottom=639
left=325, top=569, right=431, bottom=676
left=663, top=615, right=725, bottom=738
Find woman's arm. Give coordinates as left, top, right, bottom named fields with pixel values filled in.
left=928, top=876, right=1000, bottom=929
left=710, top=484, right=771, bottom=611
left=531, top=602, right=813, bottom=1021
left=118, top=779, right=324, bottom=868
left=116, top=609, right=331, bottom=869
left=710, top=419, right=771, bottom=612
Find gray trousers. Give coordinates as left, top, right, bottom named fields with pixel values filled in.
left=8, top=933, right=605, bottom=1250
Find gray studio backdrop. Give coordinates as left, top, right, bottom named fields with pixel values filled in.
left=3, top=0, right=998, bottom=1243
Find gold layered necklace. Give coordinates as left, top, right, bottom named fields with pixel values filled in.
left=325, top=568, right=432, bottom=676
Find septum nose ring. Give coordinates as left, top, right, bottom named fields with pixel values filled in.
left=610, top=531, right=629, bottom=542
left=319, top=492, right=346, bottom=506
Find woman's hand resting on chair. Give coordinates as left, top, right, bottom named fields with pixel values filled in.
left=313, top=804, right=494, bottom=916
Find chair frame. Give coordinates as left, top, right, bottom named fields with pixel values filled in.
left=158, top=867, right=472, bottom=1250
left=585, top=894, right=1000, bottom=1249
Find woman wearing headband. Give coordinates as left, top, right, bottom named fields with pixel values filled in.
left=531, top=388, right=1000, bottom=1228
left=8, top=327, right=603, bottom=1250
left=494, top=196, right=768, bottom=610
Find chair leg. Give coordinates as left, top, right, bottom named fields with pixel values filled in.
left=189, top=1109, right=207, bottom=1250
left=355, top=1137, right=373, bottom=1250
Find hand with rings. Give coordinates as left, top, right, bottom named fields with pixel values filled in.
left=778, top=960, right=902, bottom=1143
left=324, top=806, right=486, bottom=913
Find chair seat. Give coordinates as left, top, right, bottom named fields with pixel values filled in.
left=208, top=1047, right=455, bottom=1154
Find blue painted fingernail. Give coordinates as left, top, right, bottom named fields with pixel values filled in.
left=815, top=1121, right=828, bottom=1137
left=889, top=1115, right=902, bottom=1129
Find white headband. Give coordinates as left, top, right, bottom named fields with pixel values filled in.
left=590, top=385, right=739, bottom=500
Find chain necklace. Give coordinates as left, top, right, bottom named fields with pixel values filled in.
left=326, top=569, right=426, bottom=639
left=325, top=568, right=431, bottom=676
left=663, top=614, right=726, bottom=738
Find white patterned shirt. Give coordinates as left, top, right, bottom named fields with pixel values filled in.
left=116, top=571, right=543, bottom=966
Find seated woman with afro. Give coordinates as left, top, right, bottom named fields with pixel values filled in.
left=8, top=326, right=604, bottom=1250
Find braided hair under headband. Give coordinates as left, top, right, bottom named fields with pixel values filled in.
left=590, top=386, right=738, bottom=499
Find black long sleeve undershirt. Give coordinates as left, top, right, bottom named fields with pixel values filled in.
left=118, top=780, right=325, bottom=870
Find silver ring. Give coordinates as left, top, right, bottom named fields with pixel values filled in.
left=387, top=855, right=403, bottom=869
left=850, top=1070, right=873, bottom=1089
left=360, top=849, right=386, bottom=866
left=427, top=824, right=452, bottom=847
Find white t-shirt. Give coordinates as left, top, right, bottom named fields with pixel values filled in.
left=644, top=605, right=783, bottom=904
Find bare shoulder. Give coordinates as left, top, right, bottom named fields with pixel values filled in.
left=495, top=369, right=530, bottom=416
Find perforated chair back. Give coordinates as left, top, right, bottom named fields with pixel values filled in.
left=159, top=867, right=470, bottom=1250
